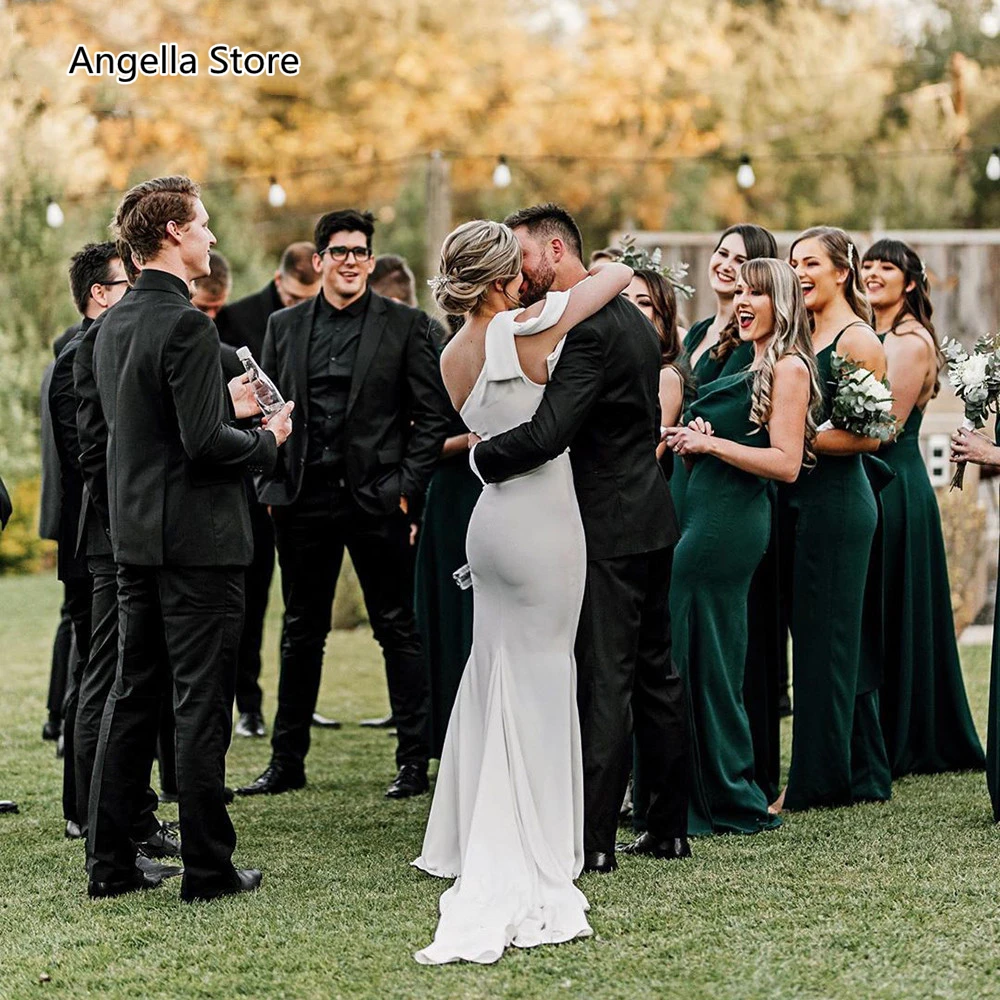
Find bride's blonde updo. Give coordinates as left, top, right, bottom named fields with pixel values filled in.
left=430, top=220, right=522, bottom=315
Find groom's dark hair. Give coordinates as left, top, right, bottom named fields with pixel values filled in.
left=503, top=204, right=584, bottom=262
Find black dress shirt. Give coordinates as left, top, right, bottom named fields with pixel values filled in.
left=306, top=289, right=369, bottom=470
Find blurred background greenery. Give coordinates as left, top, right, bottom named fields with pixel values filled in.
left=4, top=0, right=1000, bottom=552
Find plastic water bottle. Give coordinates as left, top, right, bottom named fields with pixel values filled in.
left=236, top=346, right=285, bottom=416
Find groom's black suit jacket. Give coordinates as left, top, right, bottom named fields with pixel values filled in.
left=257, top=289, right=451, bottom=513
left=473, top=294, right=679, bottom=561
left=92, top=269, right=277, bottom=567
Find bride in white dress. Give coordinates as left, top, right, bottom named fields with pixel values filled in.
left=412, top=220, right=633, bottom=965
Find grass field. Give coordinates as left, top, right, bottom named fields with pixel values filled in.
left=2, top=570, right=1000, bottom=1000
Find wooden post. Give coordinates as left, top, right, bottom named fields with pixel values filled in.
left=425, top=150, right=452, bottom=281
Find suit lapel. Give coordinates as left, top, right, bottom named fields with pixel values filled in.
left=346, top=293, right=387, bottom=417
left=291, top=297, right=321, bottom=422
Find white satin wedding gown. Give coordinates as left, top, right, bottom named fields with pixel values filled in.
left=412, top=290, right=592, bottom=965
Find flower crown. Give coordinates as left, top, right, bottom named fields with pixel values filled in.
left=617, top=234, right=695, bottom=300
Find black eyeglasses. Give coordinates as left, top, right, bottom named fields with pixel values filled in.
left=320, top=245, right=372, bottom=263
left=102, top=280, right=129, bottom=287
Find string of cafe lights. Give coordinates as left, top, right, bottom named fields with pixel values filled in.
left=42, top=144, right=1000, bottom=228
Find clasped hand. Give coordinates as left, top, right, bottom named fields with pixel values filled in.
left=950, top=426, right=997, bottom=466
left=662, top=417, right=714, bottom=456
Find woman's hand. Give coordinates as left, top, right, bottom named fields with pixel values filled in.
left=663, top=424, right=714, bottom=456
left=951, top=427, right=1000, bottom=467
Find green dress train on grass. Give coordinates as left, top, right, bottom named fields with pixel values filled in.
left=670, top=370, right=781, bottom=835
left=778, top=329, right=892, bottom=811
left=876, top=386, right=984, bottom=777
left=413, top=408, right=482, bottom=759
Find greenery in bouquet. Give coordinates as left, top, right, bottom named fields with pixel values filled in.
left=941, top=334, right=1000, bottom=489
left=828, top=353, right=897, bottom=443
left=617, top=235, right=696, bottom=300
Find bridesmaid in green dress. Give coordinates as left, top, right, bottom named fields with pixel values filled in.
left=664, top=259, right=821, bottom=834
left=862, top=239, right=984, bottom=776
left=777, top=227, right=893, bottom=812
left=671, top=225, right=778, bottom=518
left=621, top=263, right=691, bottom=832
left=950, top=422, right=1000, bottom=819
left=414, top=316, right=482, bottom=758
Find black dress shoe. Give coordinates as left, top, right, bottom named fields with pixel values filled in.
left=359, top=714, right=395, bottom=728
left=235, top=711, right=267, bottom=738
left=235, top=765, right=306, bottom=796
left=65, top=820, right=83, bottom=839
left=385, top=764, right=429, bottom=799
left=181, top=868, right=262, bottom=903
left=135, top=855, right=184, bottom=880
left=42, top=718, right=60, bottom=742
left=311, top=712, right=341, bottom=729
left=137, top=822, right=181, bottom=859
left=0, top=801, right=18, bottom=815
left=582, top=851, right=617, bottom=874
left=617, top=831, right=692, bottom=860
left=88, top=868, right=163, bottom=899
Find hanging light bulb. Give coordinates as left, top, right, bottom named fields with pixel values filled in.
left=267, top=177, right=287, bottom=208
left=492, top=155, right=512, bottom=189
left=736, top=155, right=756, bottom=190
left=46, top=199, right=65, bottom=228
left=987, top=147, right=1000, bottom=182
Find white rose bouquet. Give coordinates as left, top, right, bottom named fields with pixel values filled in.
left=942, top=334, right=1000, bottom=489
left=818, top=353, right=897, bottom=443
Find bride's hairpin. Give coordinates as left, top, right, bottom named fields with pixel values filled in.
left=617, top=234, right=695, bottom=300
left=427, top=274, right=450, bottom=294
left=847, top=241, right=855, bottom=268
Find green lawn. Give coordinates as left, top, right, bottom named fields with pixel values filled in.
left=1, top=571, right=999, bottom=999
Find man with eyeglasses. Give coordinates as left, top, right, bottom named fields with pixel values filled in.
left=237, top=209, right=452, bottom=800
left=214, top=242, right=322, bottom=741
left=48, top=243, right=131, bottom=841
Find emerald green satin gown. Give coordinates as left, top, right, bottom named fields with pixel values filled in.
left=876, top=382, right=983, bottom=775
left=779, top=331, right=892, bottom=810
left=671, top=370, right=780, bottom=835
left=670, top=318, right=753, bottom=520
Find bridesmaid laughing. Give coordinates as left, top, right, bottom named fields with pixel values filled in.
left=863, top=239, right=984, bottom=777
left=665, top=259, right=820, bottom=835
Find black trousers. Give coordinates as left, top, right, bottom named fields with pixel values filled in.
left=235, top=501, right=275, bottom=715
left=46, top=589, right=74, bottom=723
left=270, top=482, right=430, bottom=772
left=60, top=576, right=93, bottom=824
left=87, top=565, right=244, bottom=896
left=74, top=555, right=160, bottom=840
left=575, top=547, right=689, bottom=855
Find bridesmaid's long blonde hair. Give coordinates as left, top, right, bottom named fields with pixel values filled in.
left=741, top=258, right=823, bottom=464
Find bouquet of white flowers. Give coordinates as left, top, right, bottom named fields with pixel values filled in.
left=942, top=334, right=1000, bottom=489
left=819, top=353, right=897, bottom=442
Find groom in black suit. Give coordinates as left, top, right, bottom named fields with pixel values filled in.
left=237, top=209, right=451, bottom=800
left=471, top=204, right=691, bottom=872
left=86, top=176, right=294, bottom=901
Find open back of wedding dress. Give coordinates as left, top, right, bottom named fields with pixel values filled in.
left=412, top=290, right=592, bottom=965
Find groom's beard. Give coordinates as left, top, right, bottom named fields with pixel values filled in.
left=519, top=261, right=556, bottom=307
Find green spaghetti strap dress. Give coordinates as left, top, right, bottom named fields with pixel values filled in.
left=670, top=370, right=781, bottom=835
left=779, top=329, right=891, bottom=810
left=876, top=379, right=984, bottom=776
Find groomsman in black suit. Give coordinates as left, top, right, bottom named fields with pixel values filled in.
left=86, top=176, right=294, bottom=901
left=49, top=243, right=130, bottom=839
left=39, top=323, right=86, bottom=745
left=214, top=243, right=321, bottom=739
left=471, top=204, right=691, bottom=873
left=237, top=210, right=451, bottom=800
